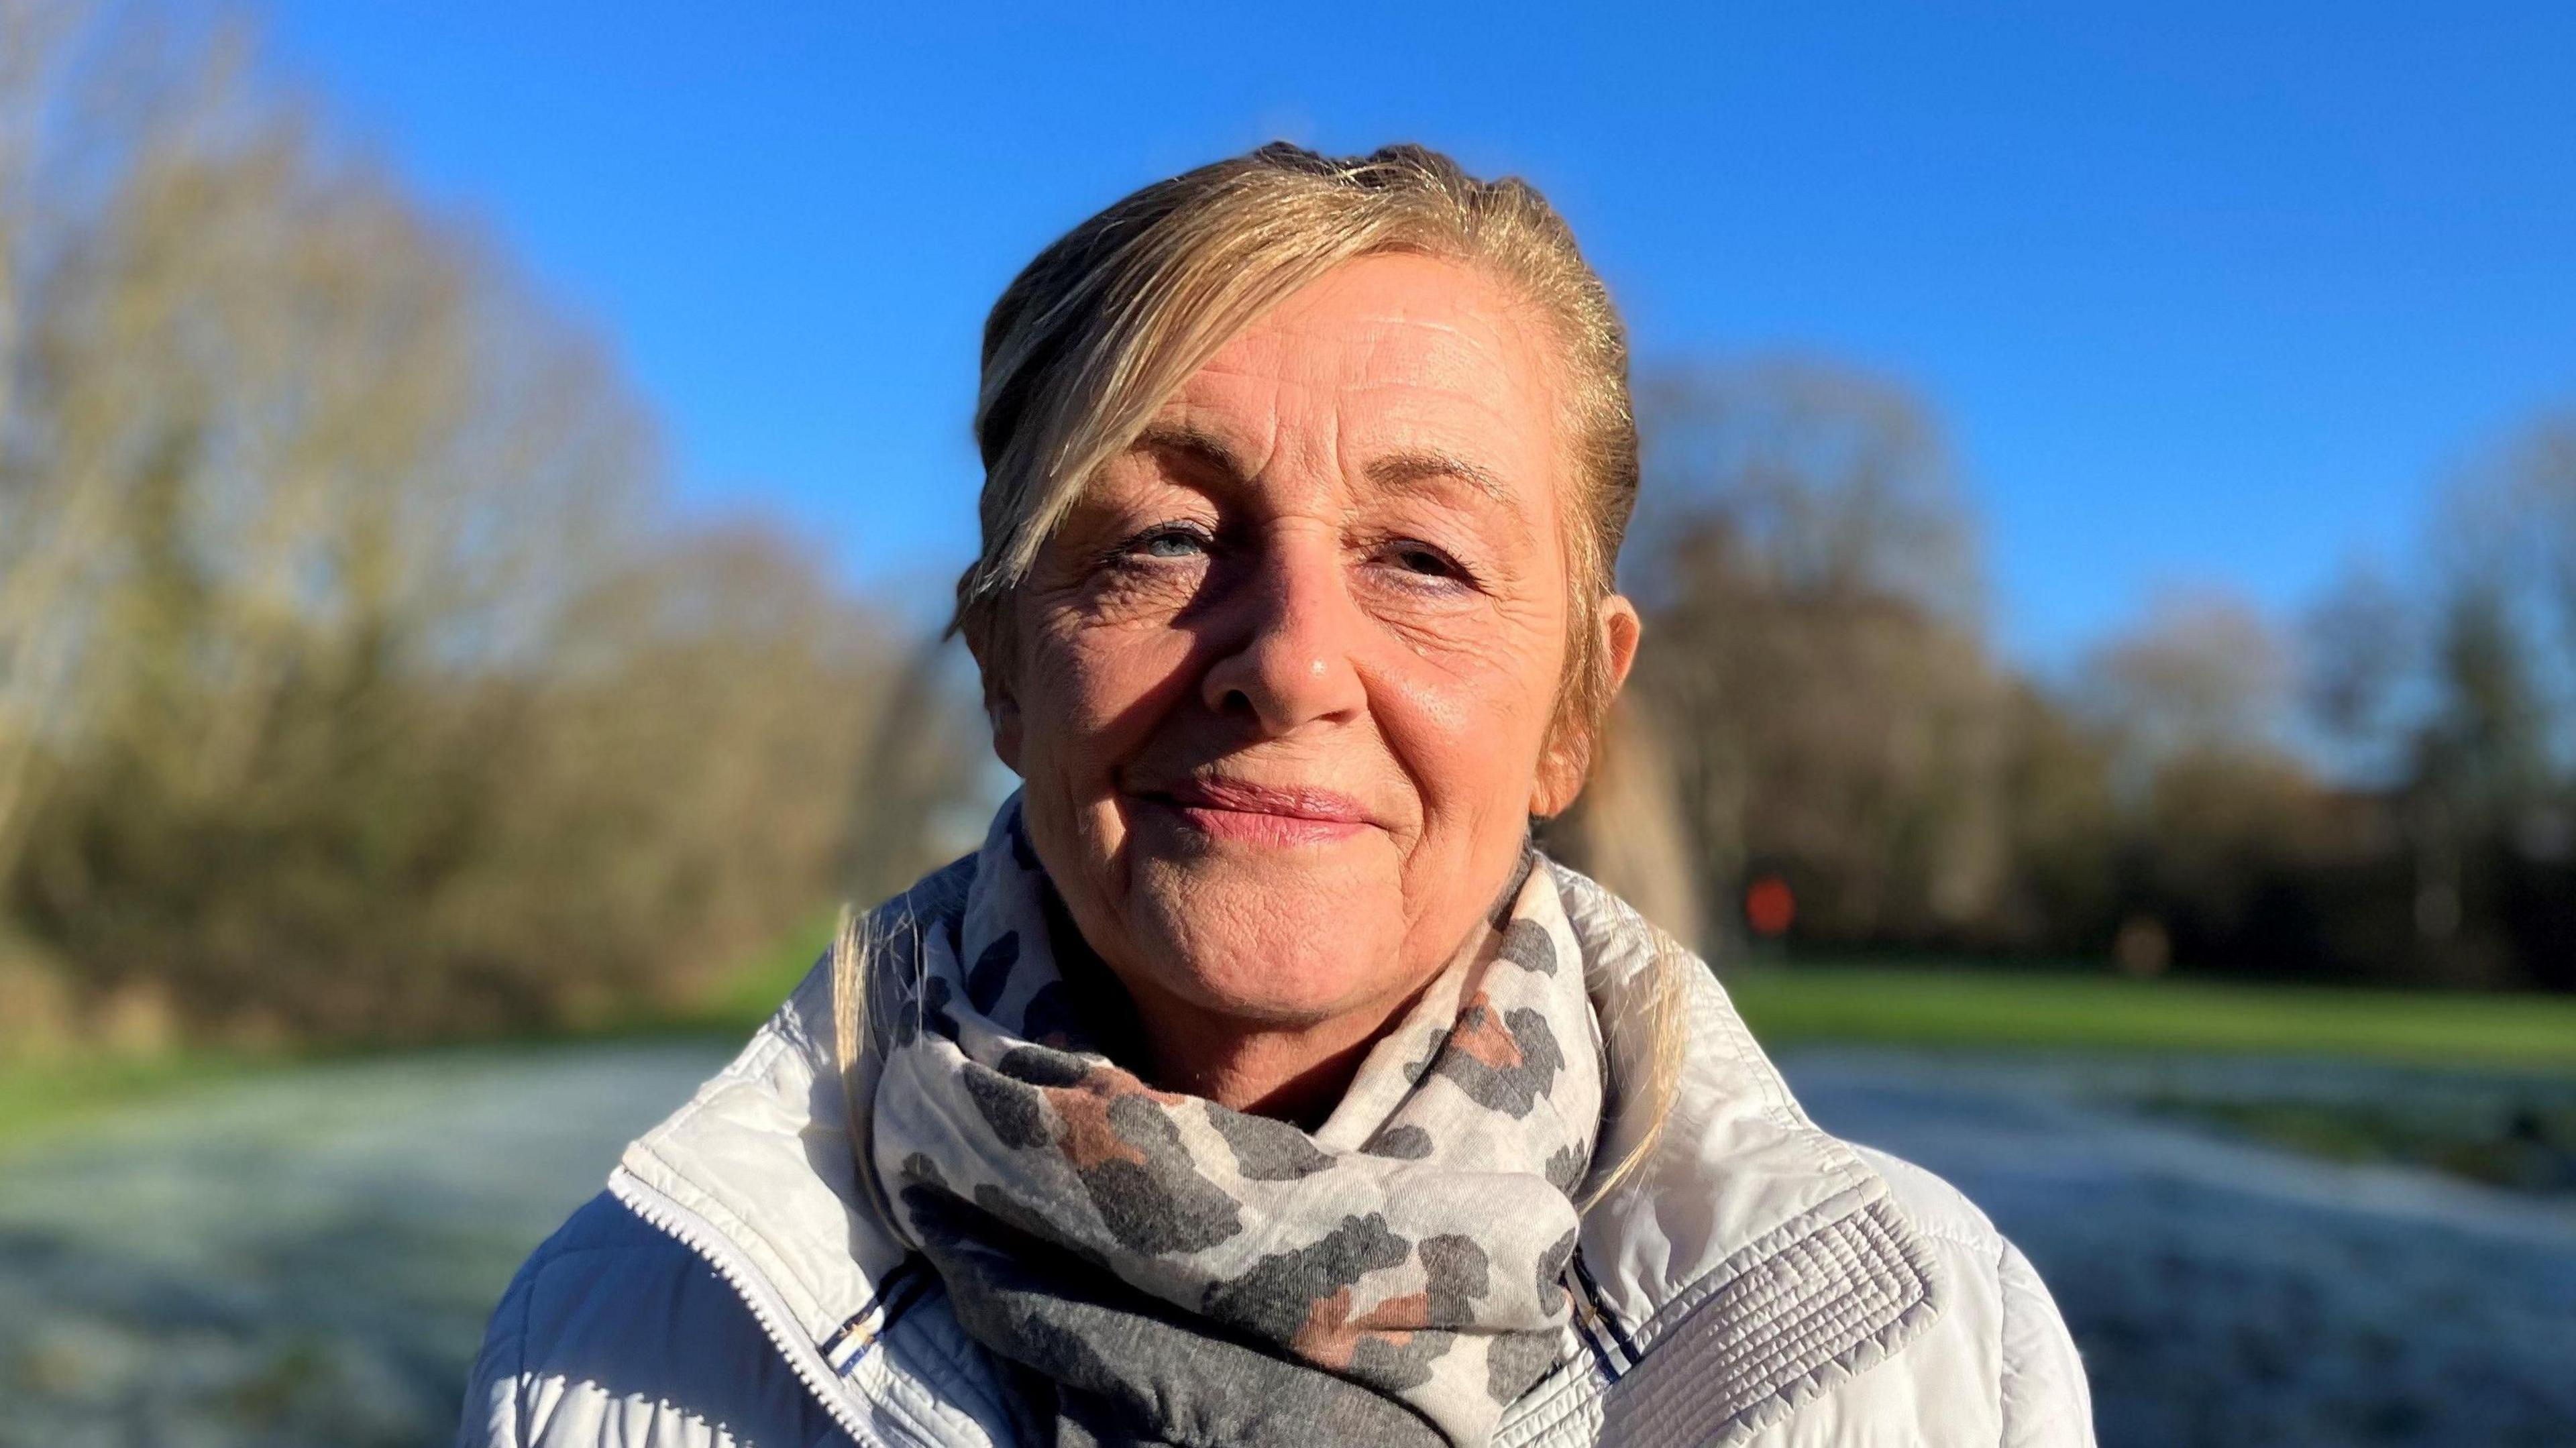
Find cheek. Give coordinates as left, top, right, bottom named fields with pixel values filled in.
left=1016, top=616, right=1199, bottom=785
left=1375, top=619, right=1563, bottom=823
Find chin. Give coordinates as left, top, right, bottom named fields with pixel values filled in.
left=1126, top=855, right=1412, bottom=1024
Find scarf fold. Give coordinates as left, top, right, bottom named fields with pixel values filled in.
left=870, top=797, right=1604, bottom=1448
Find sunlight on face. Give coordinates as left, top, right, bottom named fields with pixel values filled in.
left=989, top=253, right=1598, bottom=1038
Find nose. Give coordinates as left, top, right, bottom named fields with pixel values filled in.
left=1198, top=531, right=1367, bottom=735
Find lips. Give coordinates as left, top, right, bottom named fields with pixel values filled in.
left=1134, top=776, right=1375, bottom=844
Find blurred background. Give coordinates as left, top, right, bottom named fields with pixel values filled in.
left=2, top=2, right=2571, bottom=1445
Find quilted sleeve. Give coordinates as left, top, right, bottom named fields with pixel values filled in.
left=1996, top=1239, right=2095, bottom=1447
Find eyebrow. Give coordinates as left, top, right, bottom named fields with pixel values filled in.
left=1132, top=424, right=1246, bottom=480
left=1132, top=424, right=1523, bottom=518
left=1364, top=447, right=1515, bottom=508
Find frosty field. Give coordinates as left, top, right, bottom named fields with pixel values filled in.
left=3, top=1038, right=2569, bottom=1447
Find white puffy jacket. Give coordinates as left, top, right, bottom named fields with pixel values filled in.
left=458, top=861, right=2095, bottom=1447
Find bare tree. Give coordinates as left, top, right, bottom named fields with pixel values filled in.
left=0, top=4, right=966, bottom=1041
left=1632, top=357, right=1981, bottom=622
left=2302, top=560, right=2416, bottom=782
left=1627, top=359, right=2009, bottom=949
left=2077, top=588, right=2292, bottom=789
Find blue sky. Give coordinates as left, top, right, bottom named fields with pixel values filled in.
left=263, top=1, right=2576, bottom=664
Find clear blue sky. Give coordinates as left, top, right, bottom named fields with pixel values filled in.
left=264, top=1, right=2576, bottom=663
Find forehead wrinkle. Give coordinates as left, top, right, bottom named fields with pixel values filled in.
left=1336, top=376, right=1537, bottom=453
left=1133, top=266, right=1557, bottom=531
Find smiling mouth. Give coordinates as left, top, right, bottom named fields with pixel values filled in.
left=1134, top=777, right=1373, bottom=844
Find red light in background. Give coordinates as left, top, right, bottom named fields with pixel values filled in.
left=1745, top=875, right=1796, bottom=938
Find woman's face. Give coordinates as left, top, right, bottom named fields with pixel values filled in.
left=984, top=253, right=1638, bottom=1042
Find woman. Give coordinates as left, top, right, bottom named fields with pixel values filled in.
left=459, top=144, right=2093, bottom=1448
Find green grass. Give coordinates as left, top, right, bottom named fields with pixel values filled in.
left=674, top=909, right=839, bottom=1034
left=11, top=938, right=2575, bottom=1152
left=1723, top=963, right=2576, bottom=1074
left=0, top=913, right=846, bottom=1153
left=676, top=927, right=2576, bottom=1075
left=0, top=1050, right=268, bottom=1150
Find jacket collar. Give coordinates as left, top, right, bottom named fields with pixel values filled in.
left=612, top=856, right=1945, bottom=1444
left=1536, top=863, right=1948, bottom=1445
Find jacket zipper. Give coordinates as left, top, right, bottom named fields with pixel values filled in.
left=826, top=1259, right=934, bottom=1375
left=1565, top=1278, right=1622, bottom=1384
left=1568, top=1249, right=1642, bottom=1376
left=608, top=1166, right=893, bottom=1447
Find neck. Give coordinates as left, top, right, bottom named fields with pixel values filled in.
left=1140, top=1006, right=1407, bottom=1129
left=1124, top=923, right=1501, bottom=1130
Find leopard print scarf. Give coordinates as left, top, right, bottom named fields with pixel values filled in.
left=869, top=797, right=1603, bottom=1447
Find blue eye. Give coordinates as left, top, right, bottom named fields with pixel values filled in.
left=1131, top=526, right=1208, bottom=559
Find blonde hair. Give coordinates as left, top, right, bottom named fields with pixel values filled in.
left=846, top=143, right=1685, bottom=1201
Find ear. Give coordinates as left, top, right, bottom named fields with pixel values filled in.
left=1530, top=594, right=1642, bottom=818
left=964, top=616, right=1025, bottom=773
